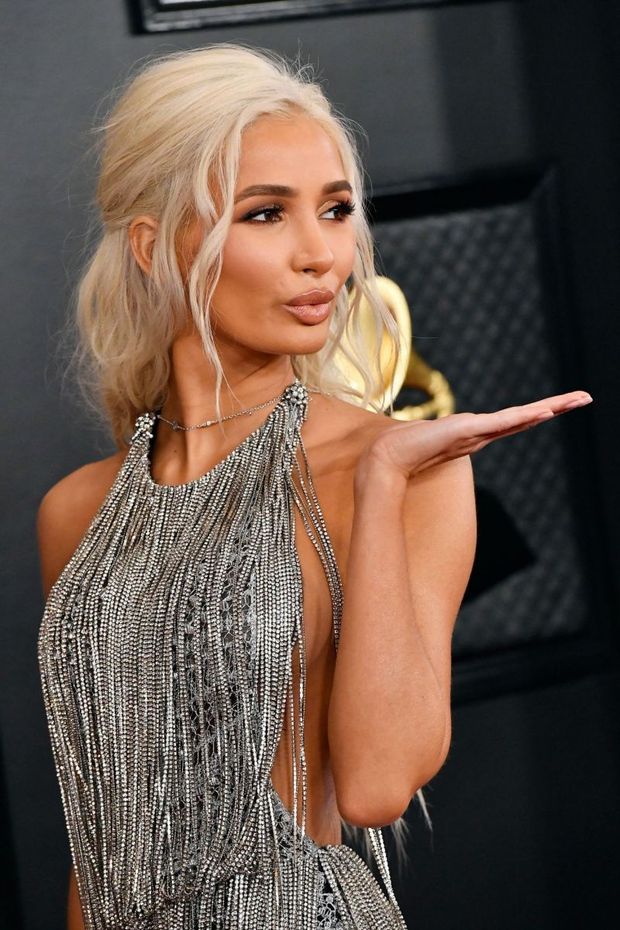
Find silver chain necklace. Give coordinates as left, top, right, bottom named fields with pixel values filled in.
left=155, top=386, right=286, bottom=432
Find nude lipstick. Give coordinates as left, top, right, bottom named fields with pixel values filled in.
left=283, top=288, right=335, bottom=325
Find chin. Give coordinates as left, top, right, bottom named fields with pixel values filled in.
left=269, top=332, right=329, bottom=356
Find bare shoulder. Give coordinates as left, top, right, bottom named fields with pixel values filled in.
left=302, top=392, right=405, bottom=580
left=36, top=449, right=128, bottom=599
left=306, top=394, right=472, bottom=478
left=304, top=390, right=396, bottom=477
left=307, top=390, right=475, bottom=490
left=304, top=392, right=476, bottom=580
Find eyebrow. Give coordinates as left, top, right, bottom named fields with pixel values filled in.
left=234, top=180, right=353, bottom=204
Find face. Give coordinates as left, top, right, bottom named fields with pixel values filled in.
left=177, top=112, right=357, bottom=357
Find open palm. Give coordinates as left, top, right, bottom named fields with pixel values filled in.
left=366, top=390, right=593, bottom=479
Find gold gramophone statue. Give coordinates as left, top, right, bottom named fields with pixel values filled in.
left=335, top=276, right=455, bottom=420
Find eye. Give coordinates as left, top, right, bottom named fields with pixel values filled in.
left=324, top=200, right=357, bottom=221
left=241, top=200, right=357, bottom=224
left=242, top=203, right=285, bottom=223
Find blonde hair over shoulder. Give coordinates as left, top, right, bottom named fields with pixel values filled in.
left=63, top=41, right=431, bottom=865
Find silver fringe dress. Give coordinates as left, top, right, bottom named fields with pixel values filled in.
left=38, top=378, right=409, bottom=930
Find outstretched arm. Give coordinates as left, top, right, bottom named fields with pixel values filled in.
left=328, top=453, right=475, bottom=828
left=328, top=390, right=592, bottom=828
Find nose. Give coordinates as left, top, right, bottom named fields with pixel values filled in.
left=292, top=215, right=335, bottom=275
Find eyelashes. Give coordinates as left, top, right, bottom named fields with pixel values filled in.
left=242, top=201, right=357, bottom=224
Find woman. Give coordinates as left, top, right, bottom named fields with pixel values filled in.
left=36, top=43, right=592, bottom=930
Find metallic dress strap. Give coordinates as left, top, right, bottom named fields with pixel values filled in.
left=37, top=378, right=408, bottom=929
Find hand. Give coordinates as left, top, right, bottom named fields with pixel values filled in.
left=360, top=390, right=593, bottom=481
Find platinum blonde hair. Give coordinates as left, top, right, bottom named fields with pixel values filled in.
left=65, top=41, right=433, bottom=867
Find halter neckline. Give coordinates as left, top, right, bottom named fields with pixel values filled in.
left=138, top=378, right=307, bottom=493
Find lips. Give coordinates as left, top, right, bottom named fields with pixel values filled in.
left=286, top=288, right=335, bottom=306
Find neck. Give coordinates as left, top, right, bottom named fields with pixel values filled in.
left=160, top=329, right=296, bottom=425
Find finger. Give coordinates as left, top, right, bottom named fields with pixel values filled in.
left=468, top=407, right=554, bottom=437
left=472, top=393, right=591, bottom=437
left=478, top=415, right=554, bottom=441
left=500, top=391, right=592, bottom=418
left=536, top=390, right=592, bottom=408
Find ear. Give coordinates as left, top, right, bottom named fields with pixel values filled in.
left=128, top=215, right=159, bottom=275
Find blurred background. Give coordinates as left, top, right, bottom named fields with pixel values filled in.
left=1, top=2, right=619, bottom=928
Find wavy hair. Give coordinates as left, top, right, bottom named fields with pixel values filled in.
left=63, top=41, right=433, bottom=868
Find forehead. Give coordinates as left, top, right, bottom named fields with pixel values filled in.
left=237, top=113, right=345, bottom=182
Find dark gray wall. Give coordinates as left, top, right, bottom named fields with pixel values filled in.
left=1, top=2, right=618, bottom=929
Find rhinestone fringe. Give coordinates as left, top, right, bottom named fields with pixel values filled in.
left=38, top=379, right=409, bottom=929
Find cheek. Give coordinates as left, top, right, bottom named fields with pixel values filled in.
left=342, top=233, right=357, bottom=268
left=219, top=230, right=281, bottom=293
left=334, top=230, right=357, bottom=282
